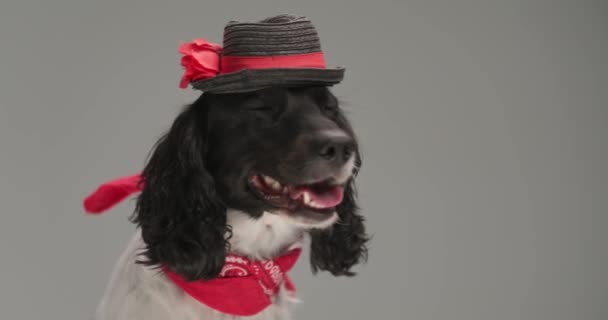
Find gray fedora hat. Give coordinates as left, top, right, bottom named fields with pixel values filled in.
left=179, top=14, right=345, bottom=93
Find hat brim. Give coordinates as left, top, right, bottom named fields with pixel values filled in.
left=190, top=67, right=345, bottom=93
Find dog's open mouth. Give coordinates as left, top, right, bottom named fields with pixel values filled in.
left=249, top=174, right=344, bottom=213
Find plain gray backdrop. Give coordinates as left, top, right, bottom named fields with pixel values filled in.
left=0, top=0, right=606, bottom=319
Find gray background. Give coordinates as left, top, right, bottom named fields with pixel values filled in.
left=0, top=0, right=606, bottom=319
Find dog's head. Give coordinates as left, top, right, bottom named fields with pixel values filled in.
left=133, top=86, right=368, bottom=280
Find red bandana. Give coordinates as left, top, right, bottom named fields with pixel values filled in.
left=164, top=249, right=300, bottom=316
left=83, top=174, right=301, bottom=316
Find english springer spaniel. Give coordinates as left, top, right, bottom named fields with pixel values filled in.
left=92, top=86, right=368, bottom=320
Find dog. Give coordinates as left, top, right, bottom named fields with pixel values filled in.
left=92, top=86, right=368, bottom=320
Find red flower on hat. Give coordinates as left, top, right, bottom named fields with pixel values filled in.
left=178, top=39, right=222, bottom=89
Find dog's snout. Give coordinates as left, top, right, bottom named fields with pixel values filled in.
left=315, top=132, right=355, bottom=164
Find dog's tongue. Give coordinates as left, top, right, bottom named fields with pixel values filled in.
left=288, top=184, right=344, bottom=209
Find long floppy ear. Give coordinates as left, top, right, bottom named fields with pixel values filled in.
left=309, top=156, right=369, bottom=276
left=132, top=95, right=228, bottom=281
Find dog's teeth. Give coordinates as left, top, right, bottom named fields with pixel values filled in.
left=282, top=187, right=288, bottom=194
left=262, top=175, right=282, bottom=191
left=309, top=200, right=319, bottom=208
left=263, top=176, right=275, bottom=185
left=270, top=181, right=282, bottom=190
left=302, top=192, right=311, bottom=205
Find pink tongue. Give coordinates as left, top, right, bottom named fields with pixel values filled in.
left=288, top=185, right=344, bottom=209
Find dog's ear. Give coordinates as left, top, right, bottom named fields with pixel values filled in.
left=309, top=156, right=369, bottom=276
left=132, top=95, right=228, bottom=281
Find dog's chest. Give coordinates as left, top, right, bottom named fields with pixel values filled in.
left=96, top=212, right=303, bottom=320
left=226, top=210, right=305, bottom=259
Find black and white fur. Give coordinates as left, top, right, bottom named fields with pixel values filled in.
left=95, top=86, right=368, bottom=320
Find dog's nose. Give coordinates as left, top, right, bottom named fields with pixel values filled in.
left=316, top=134, right=355, bottom=164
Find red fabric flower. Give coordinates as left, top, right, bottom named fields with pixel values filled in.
left=178, top=39, right=222, bottom=89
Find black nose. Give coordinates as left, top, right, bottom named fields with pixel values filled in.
left=317, top=134, right=355, bottom=164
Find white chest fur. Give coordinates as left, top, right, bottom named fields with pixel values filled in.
left=95, top=210, right=305, bottom=320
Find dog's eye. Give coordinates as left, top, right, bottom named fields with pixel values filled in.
left=321, top=103, right=339, bottom=117
left=249, top=105, right=275, bottom=112
left=320, top=94, right=340, bottom=115
left=323, top=103, right=338, bottom=111
left=245, top=99, right=275, bottom=113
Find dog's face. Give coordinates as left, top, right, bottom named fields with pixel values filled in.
left=134, top=86, right=367, bottom=280
left=204, top=87, right=358, bottom=226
